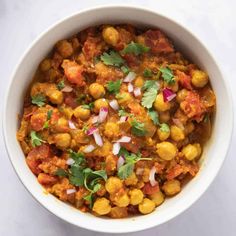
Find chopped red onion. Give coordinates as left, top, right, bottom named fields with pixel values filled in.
left=134, top=87, right=141, bottom=97
left=117, top=156, right=125, bottom=169
left=123, top=72, right=136, bottom=82
left=93, top=130, right=103, bottom=147
left=98, top=107, right=108, bottom=123
left=66, top=158, right=75, bottom=165
left=128, top=83, right=134, bottom=92
left=109, top=99, right=119, bottom=111
left=66, top=189, right=76, bottom=195
left=87, top=127, right=98, bottom=136
left=172, top=118, right=184, bottom=130
left=92, top=116, right=99, bottom=124
left=149, top=166, right=158, bottom=186
left=163, top=88, right=176, bottom=102
left=119, top=116, right=128, bottom=123
left=68, top=120, right=76, bottom=129
left=61, top=85, right=73, bottom=92
left=113, top=142, right=121, bottom=155
left=83, top=144, right=95, bottom=153
left=115, top=136, right=131, bottom=143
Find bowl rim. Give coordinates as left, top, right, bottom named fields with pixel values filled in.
left=3, top=4, right=234, bottom=233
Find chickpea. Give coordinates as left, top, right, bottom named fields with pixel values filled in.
left=54, top=133, right=71, bottom=149
left=182, top=143, right=201, bottom=160
left=138, top=198, right=155, bottom=214
left=116, top=92, right=132, bottom=106
left=89, top=83, right=105, bottom=99
left=162, top=180, right=181, bottom=196
left=157, top=128, right=170, bottom=141
left=176, top=89, right=188, bottom=103
left=40, top=59, right=51, bottom=72
left=154, top=93, right=171, bottom=112
left=156, top=141, right=177, bottom=160
left=102, top=26, right=119, bottom=46
left=74, top=106, right=90, bottom=120
left=191, top=70, right=209, bottom=88
left=159, top=111, right=170, bottom=123
left=170, top=125, right=185, bottom=142
left=92, top=197, right=111, bottom=215
left=134, top=76, right=144, bottom=88
left=56, top=40, right=73, bottom=58
left=124, top=172, right=138, bottom=186
left=150, top=191, right=165, bottom=206
left=129, top=189, right=144, bottom=205
left=55, top=117, right=68, bottom=132
left=94, top=98, right=109, bottom=113
left=109, top=207, right=128, bottom=218
left=48, top=90, right=64, bottom=105
left=105, top=177, right=123, bottom=194
left=104, top=122, right=120, bottom=138
left=142, top=168, right=150, bottom=183
left=113, top=192, right=130, bottom=207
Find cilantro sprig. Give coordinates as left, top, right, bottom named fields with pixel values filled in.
left=43, top=110, right=53, bottom=129
left=131, top=120, right=147, bottom=137
left=106, top=79, right=122, bottom=94
left=57, top=80, right=65, bottom=90
left=159, top=67, right=175, bottom=84
left=81, top=102, right=94, bottom=110
left=101, top=51, right=124, bottom=67
left=31, top=94, right=46, bottom=107
left=30, top=131, right=45, bottom=147
left=121, top=41, right=150, bottom=56
left=160, top=123, right=170, bottom=133
left=148, top=109, right=160, bottom=125
left=143, top=69, right=153, bottom=78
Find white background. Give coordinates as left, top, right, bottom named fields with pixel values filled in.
left=0, top=0, right=236, bottom=235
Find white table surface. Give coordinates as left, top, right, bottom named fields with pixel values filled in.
left=1, top=0, right=236, bottom=235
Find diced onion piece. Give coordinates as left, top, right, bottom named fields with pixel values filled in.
left=98, top=107, right=108, bottom=123
left=117, top=156, right=125, bottom=169
left=87, top=127, right=98, bottom=135
left=113, top=142, right=121, bottom=155
left=172, top=118, right=184, bottom=130
left=124, top=71, right=136, bottom=82
left=115, top=136, right=131, bottom=143
left=61, top=85, right=73, bottom=92
left=66, top=189, right=76, bottom=195
left=92, top=116, right=99, bottom=124
left=149, top=166, right=158, bottom=186
left=83, top=144, right=95, bottom=153
left=119, top=116, right=128, bottom=123
left=128, top=83, right=134, bottom=92
left=134, top=87, right=141, bottom=97
left=93, top=130, right=103, bottom=147
left=68, top=120, right=76, bottom=129
left=109, top=99, right=119, bottom=111
left=163, top=88, right=176, bottom=102
left=66, top=158, right=75, bottom=165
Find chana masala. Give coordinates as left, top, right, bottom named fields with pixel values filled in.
left=17, top=25, right=216, bottom=218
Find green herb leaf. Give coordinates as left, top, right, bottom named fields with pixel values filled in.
left=69, top=174, right=84, bottom=186
left=121, top=65, right=130, bottom=74
left=106, top=80, right=122, bottom=94
left=76, top=94, right=86, bottom=104
left=143, top=69, right=153, bottom=78
left=131, top=120, right=147, bottom=137
left=118, top=147, right=130, bottom=157
left=159, top=67, right=175, bottom=84
left=148, top=109, right=160, bottom=125
left=30, top=131, right=45, bottom=147
left=141, top=87, right=158, bottom=109
left=118, top=162, right=134, bottom=179
left=101, top=51, right=124, bottom=67
left=69, top=150, right=86, bottom=166
left=31, top=94, right=46, bottom=107
left=81, top=102, right=94, bottom=110
left=57, top=80, right=65, bottom=90
left=142, top=80, right=158, bottom=91
left=55, top=168, right=68, bottom=177
left=121, top=41, right=150, bottom=56
left=118, top=108, right=127, bottom=117
left=160, top=123, right=170, bottom=133
left=43, top=110, right=53, bottom=129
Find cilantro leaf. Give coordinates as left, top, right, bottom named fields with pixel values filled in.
left=118, top=147, right=130, bottom=157
left=141, top=87, right=158, bottom=109
left=142, top=80, right=158, bottom=91
left=31, top=94, right=46, bottom=107
left=106, top=79, right=122, bottom=94
left=159, top=67, right=175, bottom=84
left=69, top=150, right=86, bottom=166
left=101, top=51, right=124, bottom=67
left=30, top=131, right=45, bottom=147
left=121, top=65, right=130, bottom=74
left=81, top=102, right=94, bottom=110
left=148, top=109, right=160, bottom=125
left=43, top=110, right=53, bottom=129
left=160, top=123, right=170, bottom=133
left=143, top=69, right=153, bottom=78
left=69, top=174, right=84, bottom=186
left=118, top=162, right=134, bottom=179
left=57, top=80, right=65, bottom=90
left=131, top=120, right=147, bottom=136
left=121, top=41, right=150, bottom=56
left=55, top=168, right=68, bottom=177
left=118, top=108, right=127, bottom=117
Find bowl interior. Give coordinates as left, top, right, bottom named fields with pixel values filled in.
left=3, top=6, right=233, bottom=233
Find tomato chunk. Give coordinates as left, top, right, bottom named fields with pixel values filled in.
left=61, top=60, right=85, bottom=86
left=176, top=70, right=192, bottom=90
left=142, top=182, right=159, bottom=195
left=27, top=144, right=50, bottom=160
left=38, top=173, right=58, bottom=185
left=30, top=112, right=47, bottom=131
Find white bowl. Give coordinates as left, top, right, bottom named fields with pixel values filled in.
left=3, top=5, right=233, bottom=233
